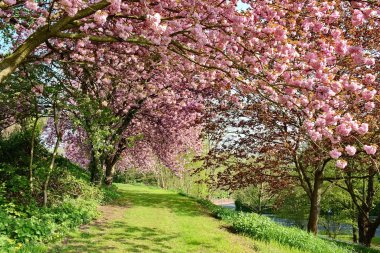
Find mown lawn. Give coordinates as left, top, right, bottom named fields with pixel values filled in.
left=50, top=184, right=307, bottom=253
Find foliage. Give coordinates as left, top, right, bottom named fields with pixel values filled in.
left=275, top=188, right=310, bottom=229
left=100, top=184, right=123, bottom=204
left=113, top=155, right=223, bottom=200
left=0, top=197, right=99, bottom=252
left=319, top=188, right=355, bottom=239
left=0, top=128, right=103, bottom=252
left=113, top=168, right=158, bottom=186
left=233, top=184, right=279, bottom=214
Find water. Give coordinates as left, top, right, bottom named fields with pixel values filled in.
left=217, top=202, right=380, bottom=237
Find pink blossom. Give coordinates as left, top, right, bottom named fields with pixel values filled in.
left=108, top=0, right=121, bottom=13
left=351, top=121, right=359, bottom=131
left=363, top=145, right=377, bottom=155
left=329, top=11, right=340, bottom=23
left=364, top=74, right=376, bottom=84
left=352, top=9, right=365, bottom=26
left=364, top=57, right=375, bottom=66
left=305, top=121, right=314, bottom=130
left=365, top=102, right=375, bottom=112
left=32, top=85, right=44, bottom=95
left=60, top=0, right=72, bottom=8
left=25, top=0, right=38, bottom=11
left=362, top=89, right=377, bottom=101
left=335, top=39, right=348, bottom=55
left=331, top=81, right=342, bottom=93
left=147, top=13, right=161, bottom=28
left=3, top=0, right=16, bottom=5
left=274, top=27, right=287, bottom=41
left=309, top=130, right=322, bottom=142
left=336, top=159, right=347, bottom=169
left=345, top=145, right=356, bottom=156
left=94, top=11, right=108, bottom=25
left=43, top=58, right=52, bottom=64
left=336, top=123, right=352, bottom=136
left=357, top=123, right=369, bottom=135
left=345, top=81, right=362, bottom=92
left=329, top=149, right=342, bottom=159
left=35, top=17, right=46, bottom=27
left=331, top=29, right=342, bottom=38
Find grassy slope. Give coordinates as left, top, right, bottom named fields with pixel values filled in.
left=50, top=184, right=307, bottom=253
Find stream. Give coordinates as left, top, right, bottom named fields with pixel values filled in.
left=218, top=202, right=380, bottom=237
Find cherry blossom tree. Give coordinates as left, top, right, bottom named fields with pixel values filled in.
left=324, top=101, right=380, bottom=246
left=1, top=1, right=379, bottom=240
left=1, top=0, right=379, bottom=155
left=39, top=44, right=211, bottom=185
left=199, top=93, right=330, bottom=234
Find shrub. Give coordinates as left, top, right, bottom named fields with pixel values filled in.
left=0, top=128, right=103, bottom=252
left=235, top=198, right=254, bottom=213
left=113, top=168, right=158, bottom=185
left=0, top=197, right=99, bottom=252
left=101, top=184, right=123, bottom=204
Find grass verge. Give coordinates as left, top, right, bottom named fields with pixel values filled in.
left=198, top=199, right=380, bottom=253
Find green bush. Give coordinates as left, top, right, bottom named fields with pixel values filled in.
left=235, top=198, right=254, bottom=213
left=0, top=197, right=99, bottom=251
left=113, top=168, right=158, bottom=185
left=0, top=127, right=104, bottom=252
left=101, top=184, right=122, bottom=204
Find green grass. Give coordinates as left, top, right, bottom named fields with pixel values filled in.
left=199, top=199, right=351, bottom=253
left=373, top=237, right=380, bottom=246
left=49, top=184, right=308, bottom=253
left=332, top=235, right=380, bottom=253
left=199, top=199, right=380, bottom=253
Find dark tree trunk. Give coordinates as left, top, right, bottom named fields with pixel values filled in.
left=307, top=169, right=324, bottom=235
left=104, top=161, right=116, bottom=186
left=358, top=212, right=369, bottom=246
left=29, top=115, right=39, bottom=194
left=89, top=150, right=97, bottom=183
left=307, top=189, right=322, bottom=234
left=89, top=150, right=103, bottom=186
left=358, top=213, right=377, bottom=247
left=352, top=222, right=358, bottom=243
left=357, top=169, right=378, bottom=247
left=43, top=134, right=59, bottom=206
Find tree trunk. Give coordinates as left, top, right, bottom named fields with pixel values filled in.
left=104, top=161, right=116, bottom=186
left=307, top=190, right=322, bottom=234
left=352, top=221, right=358, bottom=243
left=43, top=135, right=60, bottom=206
left=357, top=212, right=377, bottom=247
left=89, top=150, right=103, bottom=186
left=307, top=170, right=324, bottom=235
left=160, top=167, right=167, bottom=189
left=28, top=116, right=39, bottom=194
left=89, top=150, right=97, bottom=183
left=357, top=168, right=377, bottom=247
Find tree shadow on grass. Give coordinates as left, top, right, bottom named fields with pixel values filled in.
left=50, top=221, right=178, bottom=253
left=50, top=186, right=222, bottom=252
left=118, top=188, right=208, bottom=217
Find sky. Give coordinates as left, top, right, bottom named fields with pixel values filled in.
left=237, top=1, right=250, bottom=11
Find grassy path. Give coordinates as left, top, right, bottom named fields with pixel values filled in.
left=50, top=184, right=305, bottom=253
